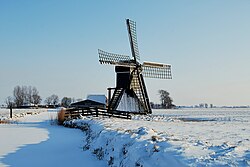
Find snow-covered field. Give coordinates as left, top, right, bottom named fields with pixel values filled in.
left=136, top=109, right=250, bottom=166
left=0, top=108, right=250, bottom=166
left=65, top=108, right=250, bottom=166
left=0, top=108, right=45, bottom=122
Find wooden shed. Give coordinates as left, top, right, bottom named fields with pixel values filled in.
left=70, top=99, right=106, bottom=109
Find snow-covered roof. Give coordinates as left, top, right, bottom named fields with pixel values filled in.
left=87, top=95, right=106, bottom=104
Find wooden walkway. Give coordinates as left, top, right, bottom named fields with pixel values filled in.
left=64, top=107, right=132, bottom=120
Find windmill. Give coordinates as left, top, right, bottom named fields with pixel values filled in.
left=98, top=19, right=172, bottom=114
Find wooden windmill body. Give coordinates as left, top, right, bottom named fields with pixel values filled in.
left=98, top=19, right=172, bottom=114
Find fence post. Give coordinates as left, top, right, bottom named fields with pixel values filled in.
left=96, top=108, right=98, bottom=117
left=10, top=103, right=13, bottom=118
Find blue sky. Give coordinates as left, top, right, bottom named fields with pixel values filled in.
left=1, top=0, right=250, bottom=106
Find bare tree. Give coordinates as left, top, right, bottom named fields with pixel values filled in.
left=27, top=86, right=33, bottom=104
left=51, top=94, right=59, bottom=105
left=5, top=96, right=13, bottom=108
left=31, top=87, right=42, bottom=105
left=45, top=94, right=59, bottom=106
left=13, top=85, right=42, bottom=107
left=45, top=96, right=52, bottom=105
left=61, top=97, right=72, bottom=107
left=13, top=86, right=24, bottom=107
left=158, top=90, right=174, bottom=109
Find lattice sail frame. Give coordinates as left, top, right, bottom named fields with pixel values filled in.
left=142, top=62, right=172, bottom=79
left=98, top=49, right=130, bottom=65
left=127, top=19, right=140, bottom=62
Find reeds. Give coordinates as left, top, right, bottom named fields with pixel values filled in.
left=57, top=108, right=66, bottom=125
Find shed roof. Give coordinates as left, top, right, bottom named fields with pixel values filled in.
left=71, top=99, right=105, bottom=108
left=87, top=95, right=106, bottom=104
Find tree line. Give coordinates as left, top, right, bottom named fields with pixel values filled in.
left=5, top=86, right=175, bottom=109
left=5, top=85, right=79, bottom=108
left=5, top=86, right=41, bottom=108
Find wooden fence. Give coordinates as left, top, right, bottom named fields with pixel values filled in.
left=64, top=107, right=132, bottom=120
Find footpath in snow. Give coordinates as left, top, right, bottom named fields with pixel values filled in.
left=0, top=109, right=106, bottom=167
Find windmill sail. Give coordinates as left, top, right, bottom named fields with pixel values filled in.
left=98, top=49, right=130, bottom=65
left=126, top=19, right=140, bottom=62
left=142, top=62, right=172, bottom=79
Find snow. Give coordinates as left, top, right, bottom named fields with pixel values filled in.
left=87, top=94, right=106, bottom=104
left=0, top=109, right=106, bottom=167
left=116, top=92, right=141, bottom=112
left=1, top=108, right=250, bottom=166
left=64, top=108, right=250, bottom=166
left=0, top=108, right=44, bottom=122
left=64, top=119, right=187, bottom=166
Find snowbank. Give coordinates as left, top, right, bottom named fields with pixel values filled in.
left=64, top=108, right=250, bottom=166
left=64, top=118, right=188, bottom=167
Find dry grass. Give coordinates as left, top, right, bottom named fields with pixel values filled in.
left=0, top=119, right=17, bottom=124
left=0, top=120, right=10, bottom=124
left=57, top=108, right=66, bottom=125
